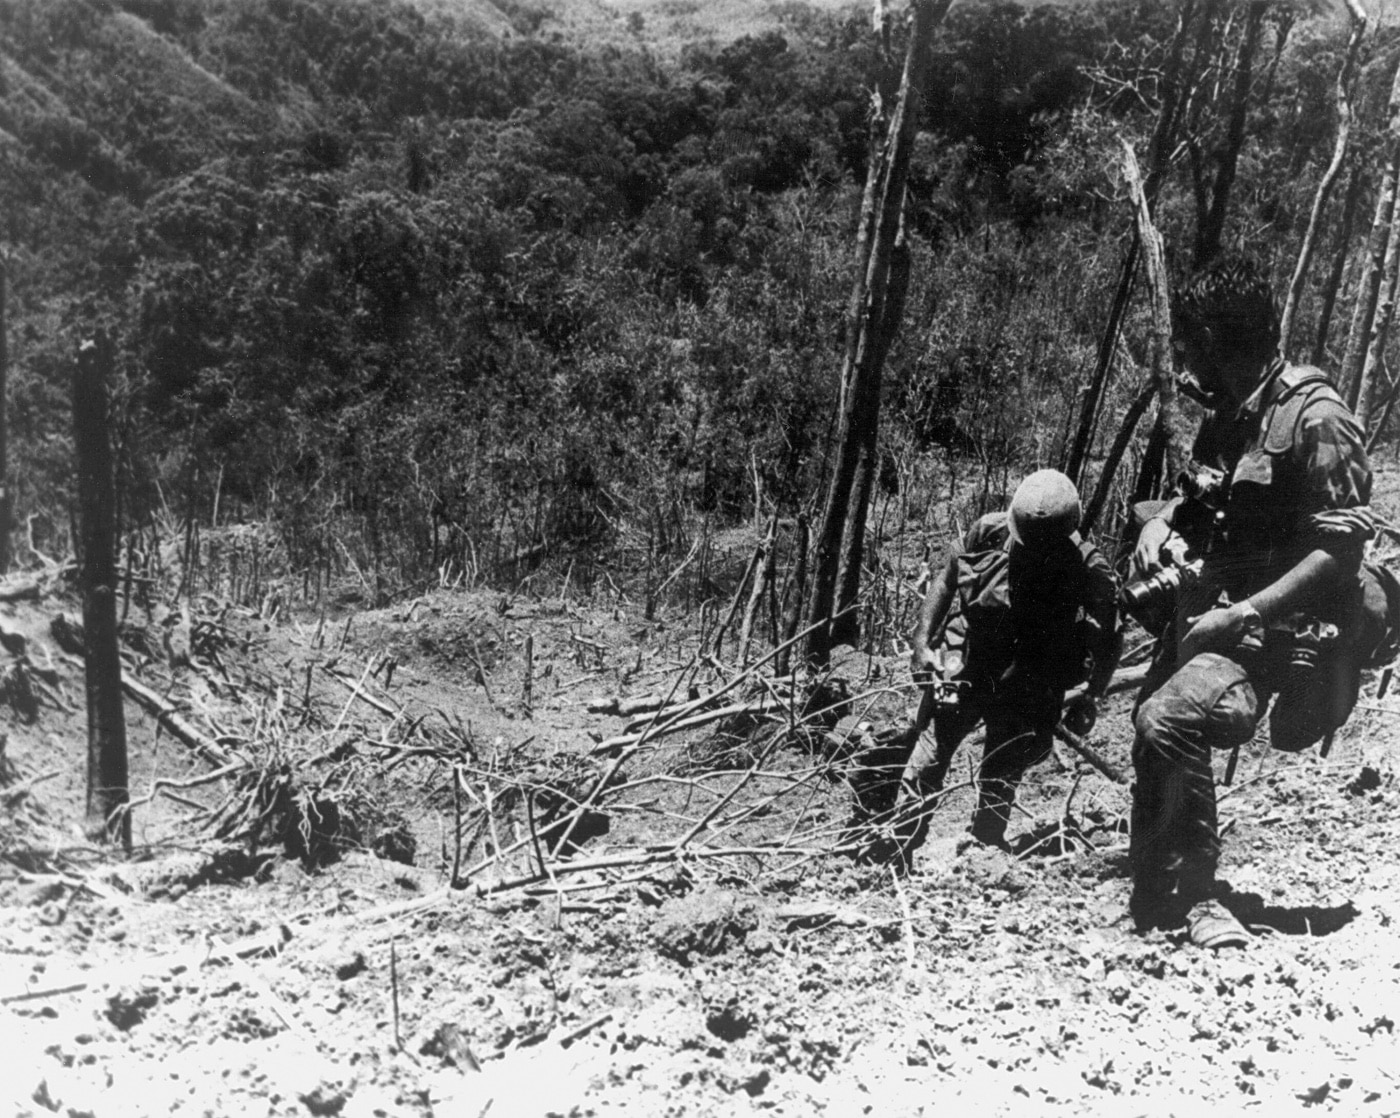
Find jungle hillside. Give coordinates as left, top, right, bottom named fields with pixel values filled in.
left=6, top=0, right=1398, bottom=617
left=10, top=3, right=1400, bottom=1117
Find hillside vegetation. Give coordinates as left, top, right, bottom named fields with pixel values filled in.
left=12, top=4, right=1400, bottom=1115
left=0, top=0, right=1391, bottom=623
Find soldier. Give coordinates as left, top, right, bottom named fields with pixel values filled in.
left=896, top=469, right=1119, bottom=856
left=1127, top=257, right=1375, bottom=945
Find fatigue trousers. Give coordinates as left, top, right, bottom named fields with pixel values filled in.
left=1130, top=652, right=1263, bottom=910
left=898, top=681, right=1061, bottom=847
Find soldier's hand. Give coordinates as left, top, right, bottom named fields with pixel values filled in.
left=1062, top=694, right=1097, bottom=738
left=1179, top=603, right=1254, bottom=664
left=1132, top=516, right=1175, bottom=579
left=910, top=645, right=939, bottom=683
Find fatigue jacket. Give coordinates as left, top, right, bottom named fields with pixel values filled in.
left=934, top=512, right=1117, bottom=695
left=1184, top=361, right=1374, bottom=627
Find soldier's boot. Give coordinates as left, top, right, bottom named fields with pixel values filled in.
left=1127, top=857, right=1217, bottom=932
left=1128, top=870, right=1188, bottom=932
left=887, top=740, right=959, bottom=864
left=968, top=779, right=1014, bottom=849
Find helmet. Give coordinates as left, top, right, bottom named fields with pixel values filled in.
left=1007, top=469, right=1081, bottom=549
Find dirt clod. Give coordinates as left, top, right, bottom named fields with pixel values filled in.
left=105, top=984, right=160, bottom=1032
left=652, top=888, right=765, bottom=963
left=336, top=952, right=368, bottom=981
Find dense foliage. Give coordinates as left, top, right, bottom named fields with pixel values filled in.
left=0, top=0, right=1391, bottom=609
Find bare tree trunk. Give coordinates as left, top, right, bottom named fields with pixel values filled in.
left=775, top=513, right=808, bottom=677
left=0, top=259, right=8, bottom=574
left=1254, top=7, right=1294, bottom=113
left=1358, top=202, right=1400, bottom=429
left=1279, top=0, right=1368, bottom=355
left=739, top=516, right=777, bottom=667
left=1081, top=383, right=1158, bottom=536
left=75, top=337, right=130, bottom=850
left=1123, top=141, right=1188, bottom=486
left=1342, top=55, right=1400, bottom=413
left=1366, top=359, right=1400, bottom=451
left=1064, top=239, right=1137, bottom=488
left=1064, top=0, right=1201, bottom=488
left=1192, top=0, right=1267, bottom=268
left=1313, top=167, right=1365, bottom=367
left=805, top=0, right=949, bottom=667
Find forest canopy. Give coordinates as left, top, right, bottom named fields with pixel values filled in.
left=1, top=0, right=1395, bottom=620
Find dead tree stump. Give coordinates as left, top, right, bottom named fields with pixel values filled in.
left=75, top=336, right=129, bottom=849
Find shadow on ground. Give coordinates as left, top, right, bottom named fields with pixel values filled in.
left=1221, top=888, right=1359, bottom=937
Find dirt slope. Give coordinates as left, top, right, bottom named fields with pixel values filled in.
left=4, top=478, right=1400, bottom=1116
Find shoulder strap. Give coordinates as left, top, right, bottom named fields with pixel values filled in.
left=1262, top=364, right=1346, bottom=454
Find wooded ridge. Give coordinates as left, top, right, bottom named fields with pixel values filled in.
left=2, top=0, right=1398, bottom=626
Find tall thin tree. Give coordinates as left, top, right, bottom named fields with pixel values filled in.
left=0, top=257, right=8, bottom=575
left=1313, top=167, right=1365, bottom=366
left=1192, top=0, right=1268, bottom=268
left=1279, top=0, right=1368, bottom=355
left=1358, top=207, right=1400, bottom=429
left=1064, top=0, right=1203, bottom=489
left=805, top=0, right=951, bottom=666
left=75, top=336, right=130, bottom=850
left=1342, top=53, right=1400, bottom=416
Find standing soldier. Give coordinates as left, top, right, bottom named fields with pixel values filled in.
left=896, top=469, right=1119, bottom=858
left=1127, top=257, right=1376, bottom=945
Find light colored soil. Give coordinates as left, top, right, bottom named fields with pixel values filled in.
left=5, top=469, right=1400, bottom=1117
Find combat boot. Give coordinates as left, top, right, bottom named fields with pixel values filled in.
left=968, top=779, right=1014, bottom=849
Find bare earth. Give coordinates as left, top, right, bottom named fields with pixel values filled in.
left=4, top=482, right=1400, bottom=1117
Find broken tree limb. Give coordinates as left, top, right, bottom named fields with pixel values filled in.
left=738, top=516, right=777, bottom=666
left=1081, top=381, right=1157, bottom=535
left=1053, top=724, right=1128, bottom=786
left=592, top=694, right=786, bottom=756
left=713, top=538, right=766, bottom=661
left=1122, top=138, right=1188, bottom=489
left=587, top=687, right=701, bottom=717
left=121, top=676, right=236, bottom=768
left=323, top=663, right=398, bottom=717
left=0, top=575, right=41, bottom=602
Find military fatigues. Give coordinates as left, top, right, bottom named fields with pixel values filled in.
left=1131, top=361, right=1374, bottom=909
left=901, top=511, right=1118, bottom=844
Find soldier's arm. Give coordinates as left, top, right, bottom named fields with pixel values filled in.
left=1183, top=402, right=1373, bottom=656
left=1243, top=550, right=1347, bottom=627
left=1244, top=402, right=1373, bottom=626
left=1083, top=551, right=1121, bottom=696
left=1132, top=496, right=1186, bottom=577
left=910, top=555, right=957, bottom=677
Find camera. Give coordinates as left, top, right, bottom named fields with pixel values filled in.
left=1289, top=619, right=1339, bottom=677
left=1176, top=463, right=1226, bottom=508
left=1121, top=559, right=1203, bottom=616
left=927, top=677, right=970, bottom=710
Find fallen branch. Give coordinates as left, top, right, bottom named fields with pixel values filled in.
left=587, top=688, right=701, bottom=717
left=323, top=664, right=398, bottom=717
left=591, top=694, right=785, bottom=756
left=123, top=762, right=244, bottom=814
left=122, top=676, right=236, bottom=768
left=2, top=768, right=61, bottom=807
left=0, top=575, right=42, bottom=602
left=1052, top=724, right=1128, bottom=786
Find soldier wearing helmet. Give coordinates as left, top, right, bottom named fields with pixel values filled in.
left=895, top=469, right=1119, bottom=856
left=1127, top=256, right=1375, bottom=944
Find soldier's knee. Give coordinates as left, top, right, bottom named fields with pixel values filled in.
left=1134, top=654, right=1258, bottom=758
